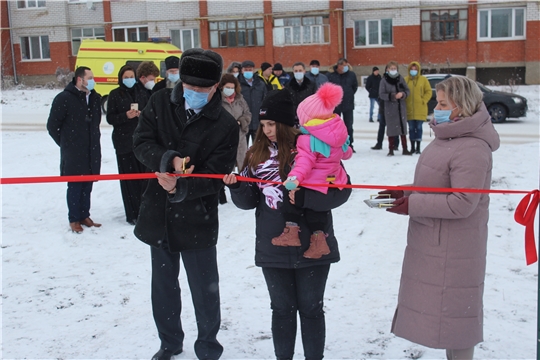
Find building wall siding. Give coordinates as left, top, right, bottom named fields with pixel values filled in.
left=207, top=0, right=263, bottom=16
left=272, top=0, right=329, bottom=14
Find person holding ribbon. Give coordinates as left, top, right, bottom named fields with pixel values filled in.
left=133, top=48, right=239, bottom=360
left=223, top=89, right=351, bottom=360
left=381, top=75, right=500, bottom=360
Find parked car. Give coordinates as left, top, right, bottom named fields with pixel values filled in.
left=425, top=74, right=528, bottom=123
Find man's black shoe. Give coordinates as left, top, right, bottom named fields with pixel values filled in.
left=371, top=145, right=382, bottom=150
left=151, top=348, right=183, bottom=360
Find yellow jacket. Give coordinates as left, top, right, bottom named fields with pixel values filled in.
left=404, top=61, right=432, bottom=121
left=257, top=70, right=283, bottom=90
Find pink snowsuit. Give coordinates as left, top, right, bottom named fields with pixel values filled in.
left=289, top=114, right=352, bottom=194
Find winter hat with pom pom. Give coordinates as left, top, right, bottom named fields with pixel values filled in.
left=296, top=82, right=343, bottom=126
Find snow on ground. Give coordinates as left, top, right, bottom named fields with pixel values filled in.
left=0, top=85, right=539, bottom=359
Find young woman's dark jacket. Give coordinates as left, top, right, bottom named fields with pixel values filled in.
left=106, top=65, right=149, bottom=154
left=230, top=169, right=351, bottom=268
left=132, top=84, right=239, bottom=252
left=47, top=82, right=101, bottom=176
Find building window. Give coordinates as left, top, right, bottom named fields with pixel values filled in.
left=354, top=19, right=392, bottom=47
left=273, top=16, right=330, bottom=46
left=113, top=27, right=149, bottom=42
left=20, top=35, right=50, bottom=60
left=17, top=0, right=46, bottom=8
left=170, top=29, right=199, bottom=51
left=478, top=8, right=526, bottom=40
left=421, top=9, right=467, bottom=41
left=71, top=27, right=105, bottom=55
left=209, top=19, right=264, bottom=48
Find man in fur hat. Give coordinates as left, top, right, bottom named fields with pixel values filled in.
left=133, top=48, right=239, bottom=360
left=152, top=55, right=180, bottom=93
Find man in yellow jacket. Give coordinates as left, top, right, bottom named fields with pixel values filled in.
left=257, top=62, right=283, bottom=91
left=405, top=61, right=432, bottom=154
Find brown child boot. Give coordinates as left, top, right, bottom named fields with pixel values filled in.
left=303, top=231, right=330, bottom=259
left=272, top=223, right=301, bottom=247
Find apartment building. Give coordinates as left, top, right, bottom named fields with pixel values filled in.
left=1, top=0, right=539, bottom=85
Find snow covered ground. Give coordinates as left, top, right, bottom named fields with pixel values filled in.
left=1, top=85, right=539, bottom=359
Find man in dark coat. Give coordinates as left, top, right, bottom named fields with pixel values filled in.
left=238, top=60, right=267, bottom=146
left=47, top=66, right=102, bottom=233
left=285, top=62, right=316, bottom=125
left=305, top=59, right=329, bottom=89
left=365, top=66, right=382, bottom=122
left=152, top=55, right=180, bottom=94
left=328, top=58, right=358, bottom=152
left=133, top=48, right=239, bottom=360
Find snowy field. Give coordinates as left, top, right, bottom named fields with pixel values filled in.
left=1, top=85, right=539, bottom=359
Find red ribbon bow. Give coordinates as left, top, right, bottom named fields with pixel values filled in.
left=514, top=190, right=540, bottom=265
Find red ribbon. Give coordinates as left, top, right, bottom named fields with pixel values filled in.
left=1, top=172, right=538, bottom=265
left=514, top=190, right=540, bottom=265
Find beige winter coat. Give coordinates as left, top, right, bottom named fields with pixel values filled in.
left=221, top=93, right=251, bottom=168
left=391, top=103, right=500, bottom=349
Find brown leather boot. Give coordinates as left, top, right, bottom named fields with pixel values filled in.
left=387, top=137, right=394, bottom=156
left=303, top=231, right=330, bottom=259
left=401, top=135, right=412, bottom=155
left=81, top=217, right=102, bottom=227
left=272, top=224, right=301, bottom=246
left=70, top=222, right=83, bottom=233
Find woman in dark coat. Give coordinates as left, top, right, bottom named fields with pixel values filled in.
left=106, top=65, right=147, bottom=225
left=223, top=90, right=350, bottom=360
left=379, top=60, right=412, bottom=156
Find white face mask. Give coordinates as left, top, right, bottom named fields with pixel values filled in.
left=233, top=73, right=239, bottom=78
left=144, top=80, right=155, bottom=90
left=294, top=72, right=305, bottom=81
left=223, top=88, right=235, bottom=97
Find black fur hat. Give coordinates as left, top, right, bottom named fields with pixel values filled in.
left=179, top=48, right=223, bottom=87
left=165, top=56, right=180, bottom=70
left=259, top=90, right=296, bottom=127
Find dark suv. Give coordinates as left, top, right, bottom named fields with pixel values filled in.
left=425, top=74, right=528, bottom=123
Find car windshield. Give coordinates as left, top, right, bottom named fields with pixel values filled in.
left=476, top=81, right=492, bottom=92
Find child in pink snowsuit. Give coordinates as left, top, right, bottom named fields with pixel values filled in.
left=272, top=82, right=352, bottom=259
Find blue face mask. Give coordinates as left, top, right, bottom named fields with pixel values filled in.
left=311, top=67, right=319, bottom=75
left=86, top=79, right=95, bottom=91
left=410, top=70, right=418, bottom=77
left=294, top=72, right=304, bottom=80
left=243, top=71, right=253, bottom=80
left=183, top=88, right=211, bottom=110
left=122, top=78, right=136, bottom=88
left=343, top=66, right=349, bottom=73
left=168, top=73, right=180, bottom=83
left=433, top=107, right=457, bottom=124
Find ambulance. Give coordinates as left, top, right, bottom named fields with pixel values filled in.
left=75, top=39, right=182, bottom=112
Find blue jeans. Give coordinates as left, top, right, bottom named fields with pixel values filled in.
left=369, top=98, right=380, bottom=121
left=262, top=265, right=330, bottom=360
left=151, top=245, right=223, bottom=359
left=66, top=181, right=93, bottom=223
left=408, top=120, right=424, bottom=141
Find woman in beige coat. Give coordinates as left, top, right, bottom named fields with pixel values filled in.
left=218, top=73, right=251, bottom=203
left=381, top=76, right=500, bottom=360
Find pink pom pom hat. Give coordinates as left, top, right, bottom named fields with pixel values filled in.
left=296, top=82, right=344, bottom=126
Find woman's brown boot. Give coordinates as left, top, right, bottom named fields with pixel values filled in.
left=401, top=135, right=412, bottom=155
left=387, top=137, right=395, bottom=156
